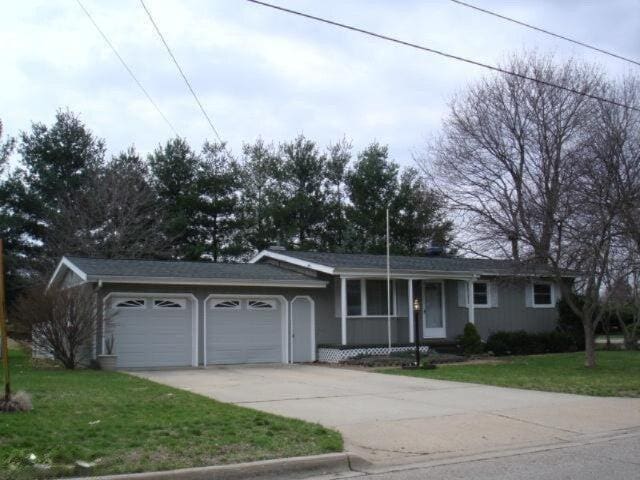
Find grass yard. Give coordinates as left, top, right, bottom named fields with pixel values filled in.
left=0, top=349, right=342, bottom=479
left=380, top=351, right=640, bottom=397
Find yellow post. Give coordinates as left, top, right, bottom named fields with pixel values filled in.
left=0, top=239, right=10, bottom=401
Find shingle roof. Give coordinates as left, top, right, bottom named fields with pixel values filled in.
left=65, top=256, right=319, bottom=282
left=272, top=250, right=563, bottom=276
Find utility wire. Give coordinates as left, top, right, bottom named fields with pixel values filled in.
left=449, top=0, right=640, bottom=68
left=75, top=0, right=179, bottom=136
left=139, top=0, right=224, bottom=143
left=246, top=0, right=640, bottom=113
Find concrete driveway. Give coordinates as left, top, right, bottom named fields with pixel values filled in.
left=132, top=365, right=640, bottom=465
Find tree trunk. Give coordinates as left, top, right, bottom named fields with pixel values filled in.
left=583, top=321, right=597, bottom=368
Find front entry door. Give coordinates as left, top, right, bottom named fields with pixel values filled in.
left=422, top=282, right=445, bottom=338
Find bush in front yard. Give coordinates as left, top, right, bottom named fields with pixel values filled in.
left=486, top=330, right=577, bottom=356
left=457, top=323, right=484, bottom=355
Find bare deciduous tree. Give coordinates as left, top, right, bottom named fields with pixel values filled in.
left=48, top=149, right=171, bottom=262
left=421, top=51, right=639, bottom=367
left=421, top=52, right=602, bottom=261
left=11, top=283, right=105, bottom=369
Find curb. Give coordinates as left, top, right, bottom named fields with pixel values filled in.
left=66, top=452, right=366, bottom=480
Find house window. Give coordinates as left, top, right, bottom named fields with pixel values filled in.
left=533, top=283, right=553, bottom=306
left=247, top=300, right=277, bottom=310
left=473, top=282, right=489, bottom=306
left=366, top=280, right=391, bottom=316
left=344, top=279, right=395, bottom=317
left=346, top=279, right=362, bottom=316
left=211, top=299, right=241, bottom=310
left=153, top=299, right=186, bottom=309
left=115, top=298, right=145, bottom=309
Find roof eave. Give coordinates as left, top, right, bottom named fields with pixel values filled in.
left=85, top=275, right=327, bottom=288
left=334, top=268, right=576, bottom=278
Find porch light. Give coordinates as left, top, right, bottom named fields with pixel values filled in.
left=413, top=297, right=421, bottom=313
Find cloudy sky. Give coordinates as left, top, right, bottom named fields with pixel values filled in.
left=1, top=0, right=639, bottom=168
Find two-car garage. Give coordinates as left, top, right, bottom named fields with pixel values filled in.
left=106, top=293, right=304, bottom=369
left=53, top=256, right=323, bottom=370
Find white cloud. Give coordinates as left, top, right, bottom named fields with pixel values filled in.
left=1, top=0, right=638, bottom=168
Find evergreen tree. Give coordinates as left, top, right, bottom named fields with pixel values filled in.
left=322, top=139, right=351, bottom=251
left=278, top=135, right=327, bottom=249
left=390, top=168, right=453, bottom=254
left=345, top=142, right=399, bottom=253
left=238, top=139, right=282, bottom=254
left=148, top=137, right=201, bottom=259
left=196, top=142, right=241, bottom=262
left=2, top=110, right=106, bottom=274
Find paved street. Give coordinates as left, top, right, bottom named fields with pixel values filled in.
left=133, top=364, right=640, bottom=465
left=307, top=430, right=640, bottom=480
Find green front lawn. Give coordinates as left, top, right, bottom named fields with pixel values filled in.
left=380, top=351, right=640, bottom=397
left=0, top=349, right=342, bottom=479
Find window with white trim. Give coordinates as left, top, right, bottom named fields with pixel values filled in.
left=473, top=282, right=489, bottom=306
left=346, top=279, right=362, bottom=316
left=153, top=298, right=186, bottom=309
left=366, top=279, right=393, bottom=316
left=533, top=283, right=553, bottom=306
left=345, top=279, right=396, bottom=317
left=211, top=299, right=241, bottom=310
left=115, top=298, right=145, bottom=309
left=247, top=299, right=277, bottom=310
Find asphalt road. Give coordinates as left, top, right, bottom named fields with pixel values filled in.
left=307, top=430, right=640, bottom=480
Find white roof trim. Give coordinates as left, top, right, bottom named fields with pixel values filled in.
left=336, top=268, right=564, bottom=278
left=249, top=250, right=336, bottom=274
left=47, top=257, right=88, bottom=289
left=87, top=275, right=327, bottom=288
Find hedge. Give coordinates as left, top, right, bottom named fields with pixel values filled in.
left=486, top=330, right=577, bottom=356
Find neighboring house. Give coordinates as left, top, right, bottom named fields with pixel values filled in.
left=48, top=248, right=573, bottom=369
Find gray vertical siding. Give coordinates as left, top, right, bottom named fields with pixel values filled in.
left=472, top=279, right=559, bottom=339
left=91, top=274, right=561, bottom=363
left=444, top=279, right=559, bottom=340
left=328, top=277, right=560, bottom=345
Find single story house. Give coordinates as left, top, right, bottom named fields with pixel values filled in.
left=48, top=248, right=572, bottom=368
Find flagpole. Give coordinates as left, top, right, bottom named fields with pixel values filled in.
left=386, top=208, right=391, bottom=353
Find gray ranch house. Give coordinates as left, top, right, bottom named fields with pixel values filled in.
left=48, top=248, right=571, bottom=369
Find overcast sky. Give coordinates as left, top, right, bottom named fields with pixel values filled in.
left=1, top=0, right=639, bottom=168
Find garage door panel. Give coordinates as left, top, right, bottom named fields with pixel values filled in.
left=206, top=297, right=283, bottom=365
left=247, top=347, right=280, bottom=363
left=109, top=295, right=193, bottom=368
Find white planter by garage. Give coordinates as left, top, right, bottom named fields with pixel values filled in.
left=98, top=355, right=118, bottom=371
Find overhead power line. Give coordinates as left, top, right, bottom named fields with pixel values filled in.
left=449, top=0, right=640, bottom=68
left=246, top=0, right=640, bottom=113
left=75, top=0, right=179, bottom=136
left=139, top=0, right=224, bottom=143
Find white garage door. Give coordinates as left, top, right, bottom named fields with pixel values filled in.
left=206, top=297, right=284, bottom=364
left=108, top=295, right=194, bottom=368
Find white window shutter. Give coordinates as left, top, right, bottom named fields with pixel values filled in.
left=334, top=280, right=341, bottom=317
left=490, top=282, right=499, bottom=308
left=457, top=281, right=468, bottom=307
left=525, top=282, right=533, bottom=308
left=554, top=283, right=562, bottom=303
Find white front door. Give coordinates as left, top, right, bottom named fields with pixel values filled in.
left=422, top=282, right=446, bottom=338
